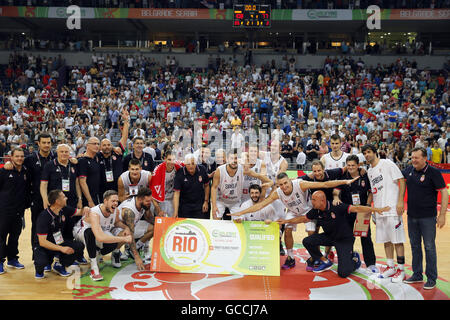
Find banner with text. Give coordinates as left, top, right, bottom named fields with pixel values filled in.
left=151, top=217, right=280, bottom=276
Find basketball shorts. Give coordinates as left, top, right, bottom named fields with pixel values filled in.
left=375, top=215, right=405, bottom=244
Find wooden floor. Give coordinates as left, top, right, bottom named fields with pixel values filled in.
left=1, top=209, right=449, bottom=300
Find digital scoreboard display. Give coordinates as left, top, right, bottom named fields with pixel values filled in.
left=233, top=4, right=271, bottom=28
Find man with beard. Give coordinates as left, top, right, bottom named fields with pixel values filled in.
left=235, top=184, right=275, bottom=223
left=115, top=187, right=154, bottom=270
left=73, top=190, right=132, bottom=281
left=211, top=148, right=272, bottom=221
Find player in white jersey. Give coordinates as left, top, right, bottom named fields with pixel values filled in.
left=262, top=139, right=289, bottom=255
left=118, top=158, right=152, bottom=202
left=236, top=184, right=276, bottom=222
left=114, top=187, right=154, bottom=271
left=73, top=190, right=132, bottom=281
left=151, top=150, right=180, bottom=218
left=320, top=134, right=350, bottom=170
left=211, top=148, right=272, bottom=220
left=362, top=144, right=407, bottom=283
left=230, top=172, right=359, bottom=270
left=241, top=149, right=267, bottom=203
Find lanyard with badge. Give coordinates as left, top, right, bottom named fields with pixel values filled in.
left=48, top=209, right=64, bottom=245
left=56, top=160, right=71, bottom=192
left=349, top=169, right=362, bottom=205
left=105, top=155, right=114, bottom=183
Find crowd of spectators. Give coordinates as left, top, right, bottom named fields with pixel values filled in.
left=0, top=0, right=448, bottom=9
left=1, top=49, right=449, bottom=171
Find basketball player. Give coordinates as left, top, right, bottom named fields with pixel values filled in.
left=151, top=150, right=182, bottom=218
left=72, top=190, right=132, bottom=281
left=118, top=159, right=152, bottom=202
left=236, top=184, right=276, bottom=223
left=362, top=144, right=407, bottom=283
left=210, top=148, right=272, bottom=221
left=241, top=145, right=267, bottom=203
left=262, top=139, right=289, bottom=255
left=229, top=172, right=360, bottom=270
left=320, top=134, right=350, bottom=170
left=114, top=187, right=154, bottom=271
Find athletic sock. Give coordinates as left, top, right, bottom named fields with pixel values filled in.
left=386, top=259, right=395, bottom=268
left=287, top=249, right=294, bottom=259
left=90, top=256, right=99, bottom=274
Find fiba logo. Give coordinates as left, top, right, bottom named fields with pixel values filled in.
left=162, top=222, right=209, bottom=269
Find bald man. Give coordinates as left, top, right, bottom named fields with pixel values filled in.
left=278, top=191, right=389, bottom=278
left=97, top=110, right=129, bottom=193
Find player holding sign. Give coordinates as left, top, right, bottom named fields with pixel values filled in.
left=229, top=173, right=360, bottom=270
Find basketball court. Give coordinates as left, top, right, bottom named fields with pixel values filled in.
left=1, top=209, right=449, bottom=300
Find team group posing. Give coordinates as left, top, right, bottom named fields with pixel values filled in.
left=0, top=121, right=447, bottom=290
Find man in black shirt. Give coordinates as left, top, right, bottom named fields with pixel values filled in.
left=22, top=133, right=54, bottom=248
left=278, top=191, right=389, bottom=278
left=402, top=147, right=448, bottom=290
left=98, top=111, right=129, bottom=193
left=173, top=154, right=210, bottom=219
left=0, top=148, right=30, bottom=274
left=333, top=155, right=377, bottom=274
left=305, top=135, right=320, bottom=162
left=41, top=144, right=83, bottom=245
left=122, top=137, right=155, bottom=173
left=78, top=137, right=104, bottom=207
left=34, top=190, right=87, bottom=279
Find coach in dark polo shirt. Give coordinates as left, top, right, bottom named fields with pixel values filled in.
left=401, top=147, right=448, bottom=290
left=173, top=154, right=210, bottom=219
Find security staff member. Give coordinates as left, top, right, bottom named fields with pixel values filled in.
left=98, top=113, right=129, bottom=193
left=332, top=155, right=377, bottom=273
left=173, top=154, right=210, bottom=219
left=78, top=137, right=104, bottom=207
left=34, top=190, right=87, bottom=279
left=122, top=137, right=155, bottom=173
left=0, top=148, right=30, bottom=274
left=402, top=147, right=448, bottom=290
left=278, top=191, right=389, bottom=278
left=41, top=144, right=82, bottom=240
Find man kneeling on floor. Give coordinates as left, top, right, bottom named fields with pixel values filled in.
left=73, top=190, right=133, bottom=281
left=34, top=190, right=89, bottom=279
left=277, top=191, right=389, bottom=278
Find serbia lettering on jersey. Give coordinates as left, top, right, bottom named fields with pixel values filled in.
left=218, top=164, right=244, bottom=204
left=276, top=179, right=312, bottom=216
left=323, top=152, right=349, bottom=169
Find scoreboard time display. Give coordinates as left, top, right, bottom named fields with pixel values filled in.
left=233, top=4, right=271, bottom=28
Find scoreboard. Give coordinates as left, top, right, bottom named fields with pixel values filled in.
left=233, top=4, right=271, bottom=28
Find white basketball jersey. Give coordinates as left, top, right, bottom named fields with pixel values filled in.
left=242, top=159, right=262, bottom=202
left=265, top=153, right=285, bottom=182
left=367, top=159, right=404, bottom=217
left=323, top=152, right=349, bottom=169
left=218, top=164, right=244, bottom=204
left=276, top=179, right=312, bottom=216
left=75, top=204, right=116, bottom=233
left=117, top=197, right=146, bottom=225
left=119, top=170, right=151, bottom=196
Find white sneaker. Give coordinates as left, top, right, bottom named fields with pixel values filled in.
left=391, top=270, right=405, bottom=283
left=366, top=265, right=379, bottom=274
left=111, top=251, right=121, bottom=268
left=379, top=266, right=397, bottom=278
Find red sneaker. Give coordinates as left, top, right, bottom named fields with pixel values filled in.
left=90, top=269, right=103, bottom=281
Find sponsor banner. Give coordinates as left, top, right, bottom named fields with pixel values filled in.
left=151, top=217, right=280, bottom=276
left=127, top=8, right=227, bottom=19
left=0, top=6, right=19, bottom=17
left=292, top=9, right=352, bottom=21
left=390, top=8, right=450, bottom=20
left=48, top=7, right=95, bottom=19
left=353, top=8, right=450, bottom=20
